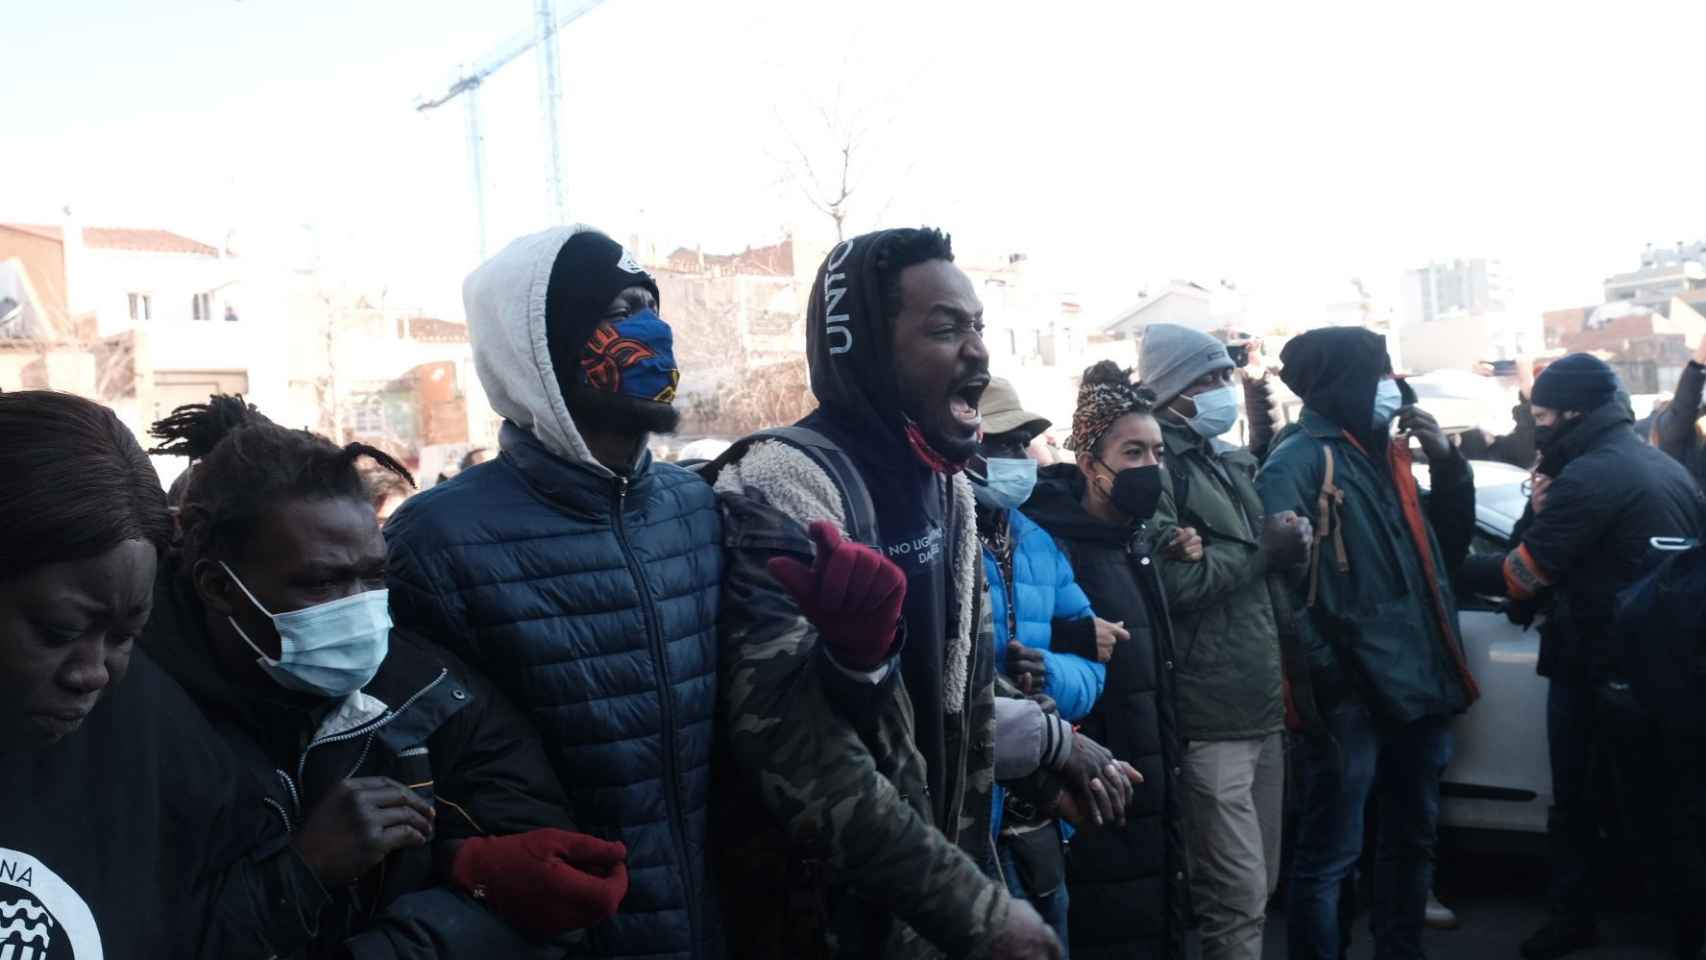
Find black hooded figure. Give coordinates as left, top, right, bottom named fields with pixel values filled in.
left=1257, top=327, right=1480, bottom=960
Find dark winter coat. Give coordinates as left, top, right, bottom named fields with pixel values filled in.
left=1023, top=465, right=1187, bottom=960
left=143, top=570, right=579, bottom=960
left=0, top=650, right=320, bottom=960
left=1484, top=401, right=1706, bottom=683
left=1258, top=409, right=1479, bottom=724
left=1149, top=416, right=1285, bottom=742
left=1256, top=327, right=1479, bottom=727
left=385, top=226, right=724, bottom=960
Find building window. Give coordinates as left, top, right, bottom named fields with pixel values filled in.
left=349, top=396, right=387, bottom=435
left=128, top=293, right=152, bottom=322
left=192, top=292, right=213, bottom=321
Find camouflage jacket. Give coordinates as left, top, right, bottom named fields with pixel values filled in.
left=710, top=440, right=1007, bottom=959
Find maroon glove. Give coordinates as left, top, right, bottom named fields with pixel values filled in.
left=766, top=520, right=906, bottom=671
left=449, top=829, right=628, bottom=936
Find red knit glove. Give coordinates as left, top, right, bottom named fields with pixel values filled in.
left=449, top=829, right=628, bottom=936
left=766, top=520, right=906, bottom=671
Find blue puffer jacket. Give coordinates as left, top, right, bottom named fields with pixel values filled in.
left=384, top=226, right=724, bottom=960
left=984, top=508, right=1105, bottom=721
left=983, top=507, right=1105, bottom=836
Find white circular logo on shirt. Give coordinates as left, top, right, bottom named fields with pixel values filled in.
left=0, top=848, right=102, bottom=960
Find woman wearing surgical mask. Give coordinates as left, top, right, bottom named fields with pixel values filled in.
left=1022, top=362, right=1189, bottom=959
left=970, top=378, right=1126, bottom=952
left=142, top=395, right=628, bottom=959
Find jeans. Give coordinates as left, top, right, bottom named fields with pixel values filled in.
left=1000, top=836, right=1070, bottom=956
left=1545, top=679, right=1597, bottom=918
left=1287, top=702, right=1453, bottom=960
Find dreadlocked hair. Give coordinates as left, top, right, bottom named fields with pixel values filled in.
left=872, top=227, right=954, bottom=324
left=1069, top=361, right=1156, bottom=455
left=148, top=394, right=415, bottom=572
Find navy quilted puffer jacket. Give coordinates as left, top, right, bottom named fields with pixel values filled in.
left=384, top=225, right=723, bottom=959
left=387, top=427, right=722, bottom=958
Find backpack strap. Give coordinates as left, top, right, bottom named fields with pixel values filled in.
left=1306, top=444, right=1350, bottom=608
left=702, top=426, right=881, bottom=547
left=1165, top=453, right=1197, bottom=530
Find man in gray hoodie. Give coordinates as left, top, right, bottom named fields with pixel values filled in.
left=385, top=227, right=724, bottom=960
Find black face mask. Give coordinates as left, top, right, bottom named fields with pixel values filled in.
left=1534, top=416, right=1580, bottom=463
left=1099, top=461, right=1164, bottom=522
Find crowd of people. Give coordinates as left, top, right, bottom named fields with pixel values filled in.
left=1, top=223, right=1703, bottom=960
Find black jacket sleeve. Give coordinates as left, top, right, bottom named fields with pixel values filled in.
left=1425, top=450, right=1476, bottom=579
left=341, top=888, right=578, bottom=960
left=1049, top=616, right=1099, bottom=661
left=1244, top=373, right=1280, bottom=464
left=335, top=647, right=584, bottom=957
left=1659, top=362, right=1706, bottom=469
left=429, top=653, right=578, bottom=842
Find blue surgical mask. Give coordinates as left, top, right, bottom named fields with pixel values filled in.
left=1372, top=378, right=1404, bottom=430
left=1183, top=385, right=1239, bottom=439
left=973, top=456, right=1039, bottom=511
left=221, top=562, right=391, bottom=698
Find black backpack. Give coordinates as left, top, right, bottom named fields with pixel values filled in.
left=696, top=425, right=881, bottom=546
left=1615, top=538, right=1706, bottom=735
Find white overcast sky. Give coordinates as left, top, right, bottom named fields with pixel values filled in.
left=5, top=0, right=1706, bottom=323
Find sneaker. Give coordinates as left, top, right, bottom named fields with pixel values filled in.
left=1520, top=918, right=1599, bottom=960
left=1424, top=891, right=1459, bottom=930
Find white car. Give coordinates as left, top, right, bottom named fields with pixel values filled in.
left=1418, top=458, right=1551, bottom=835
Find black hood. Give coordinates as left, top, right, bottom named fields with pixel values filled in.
left=806, top=229, right=914, bottom=435
left=1280, top=327, right=1391, bottom=440
left=1023, top=462, right=1131, bottom=545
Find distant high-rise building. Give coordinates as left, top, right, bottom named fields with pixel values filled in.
left=1400, top=258, right=1511, bottom=327
left=1603, top=241, right=1706, bottom=309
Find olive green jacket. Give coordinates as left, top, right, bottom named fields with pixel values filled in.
left=1151, top=418, right=1286, bottom=741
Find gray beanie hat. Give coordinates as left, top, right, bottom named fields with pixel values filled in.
left=1139, top=323, right=1234, bottom=405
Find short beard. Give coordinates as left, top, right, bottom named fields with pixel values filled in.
left=925, top=427, right=979, bottom=464
left=563, top=382, right=681, bottom=438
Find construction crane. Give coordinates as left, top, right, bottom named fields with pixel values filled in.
left=416, top=0, right=610, bottom=259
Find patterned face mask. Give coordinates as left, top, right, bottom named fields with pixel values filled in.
left=578, top=309, right=681, bottom=403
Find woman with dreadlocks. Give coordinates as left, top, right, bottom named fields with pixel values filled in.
left=1021, top=362, right=1188, bottom=960
left=142, top=395, right=629, bottom=960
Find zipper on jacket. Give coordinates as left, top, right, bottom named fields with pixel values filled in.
left=293, top=669, right=450, bottom=809
left=611, top=474, right=701, bottom=948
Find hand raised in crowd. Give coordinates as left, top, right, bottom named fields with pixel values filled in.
left=989, top=898, right=1064, bottom=960
left=1694, top=331, right=1706, bottom=367
left=1054, top=732, right=1143, bottom=828
left=1262, top=510, right=1313, bottom=570
left=1093, top=617, right=1128, bottom=663
left=291, top=777, right=435, bottom=887
left=1163, top=526, right=1204, bottom=563
left=1398, top=405, right=1454, bottom=463
left=1007, top=642, right=1048, bottom=695
left=449, top=829, right=629, bottom=936
left=1234, top=337, right=1267, bottom=382
left=768, top=520, right=906, bottom=671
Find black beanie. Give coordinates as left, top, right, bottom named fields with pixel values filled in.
left=545, top=231, right=661, bottom=386
left=1531, top=353, right=1618, bottom=412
